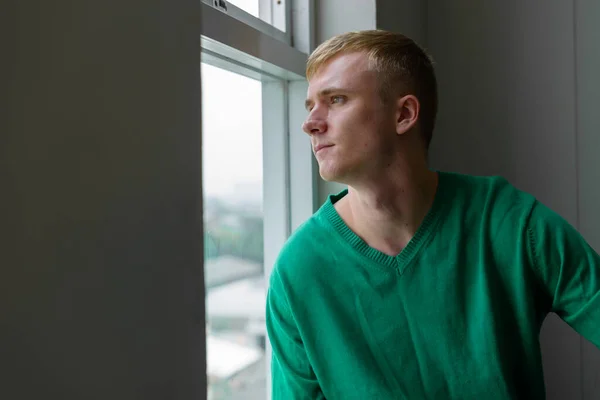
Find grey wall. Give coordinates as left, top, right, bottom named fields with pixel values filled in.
left=576, top=1, right=600, bottom=398
left=315, top=0, right=376, bottom=48
left=376, top=0, right=427, bottom=48
left=426, top=3, right=580, bottom=397
left=409, top=0, right=599, bottom=399
left=0, top=1, right=206, bottom=399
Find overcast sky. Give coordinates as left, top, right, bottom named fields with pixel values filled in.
left=201, top=63, right=263, bottom=199
left=202, top=0, right=290, bottom=200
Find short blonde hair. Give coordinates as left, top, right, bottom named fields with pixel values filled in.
left=306, top=30, right=438, bottom=149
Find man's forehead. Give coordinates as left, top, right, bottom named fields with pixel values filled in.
left=307, top=54, right=373, bottom=95
left=312, top=53, right=369, bottom=80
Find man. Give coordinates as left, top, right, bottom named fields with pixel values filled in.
left=265, top=30, right=600, bottom=399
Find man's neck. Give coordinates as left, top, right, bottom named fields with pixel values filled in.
left=334, top=164, right=439, bottom=257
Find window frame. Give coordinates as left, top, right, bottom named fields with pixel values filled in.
left=200, top=0, right=291, bottom=45
left=200, top=1, right=317, bottom=399
left=258, top=0, right=290, bottom=36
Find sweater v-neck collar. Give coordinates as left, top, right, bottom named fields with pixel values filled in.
left=321, top=171, right=449, bottom=274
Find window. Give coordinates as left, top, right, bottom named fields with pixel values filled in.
left=202, top=0, right=289, bottom=44
left=226, top=0, right=260, bottom=17
left=202, top=63, right=266, bottom=400
left=200, top=1, right=315, bottom=399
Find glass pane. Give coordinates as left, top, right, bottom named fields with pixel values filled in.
left=202, top=63, right=266, bottom=400
left=226, top=0, right=287, bottom=32
left=227, top=0, right=259, bottom=18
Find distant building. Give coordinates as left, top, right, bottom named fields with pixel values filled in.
left=207, top=275, right=267, bottom=400
left=207, top=335, right=264, bottom=400
left=207, top=276, right=265, bottom=324
left=205, top=255, right=262, bottom=289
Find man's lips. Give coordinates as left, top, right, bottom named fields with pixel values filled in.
left=314, top=144, right=334, bottom=153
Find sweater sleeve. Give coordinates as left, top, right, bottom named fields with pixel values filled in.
left=266, top=268, right=325, bottom=400
left=526, top=201, right=600, bottom=348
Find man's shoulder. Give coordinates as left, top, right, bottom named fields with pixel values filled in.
left=271, top=209, right=334, bottom=282
left=442, top=170, right=535, bottom=203
left=440, top=170, right=538, bottom=224
left=280, top=215, right=325, bottom=256
left=441, top=170, right=514, bottom=191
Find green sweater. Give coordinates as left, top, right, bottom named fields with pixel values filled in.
left=266, top=171, right=600, bottom=399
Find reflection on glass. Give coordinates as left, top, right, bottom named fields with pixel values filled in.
left=202, top=63, right=265, bottom=400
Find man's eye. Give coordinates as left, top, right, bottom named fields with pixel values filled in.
left=331, top=96, right=345, bottom=104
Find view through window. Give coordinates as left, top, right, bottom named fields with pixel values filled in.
left=202, top=63, right=266, bottom=400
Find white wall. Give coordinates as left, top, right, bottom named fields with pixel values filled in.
left=0, top=1, right=206, bottom=398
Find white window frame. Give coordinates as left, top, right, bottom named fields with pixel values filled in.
left=258, top=0, right=290, bottom=35
left=201, top=0, right=291, bottom=45
left=200, top=1, right=317, bottom=399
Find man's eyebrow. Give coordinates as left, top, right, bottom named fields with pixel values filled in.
left=319, top=87, right=350, bottom=96
left=304, top=98, right=313, bottom=111
left=305, top=87, right=351, bottom=110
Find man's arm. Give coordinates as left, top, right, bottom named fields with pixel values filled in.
left=266, top=268, right=325, bottom=399
left=527, top=201, right=600, bottom=348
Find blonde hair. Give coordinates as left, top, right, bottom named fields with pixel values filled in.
left=306, top=30, right=438, bottom=148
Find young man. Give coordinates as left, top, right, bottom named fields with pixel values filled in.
left=265, top=30, right=600, bottom=399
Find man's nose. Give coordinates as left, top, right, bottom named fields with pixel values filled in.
left=302, top=117, right=327, bottom=135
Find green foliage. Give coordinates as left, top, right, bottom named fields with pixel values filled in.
left=204, top=202, right=264, bottom=264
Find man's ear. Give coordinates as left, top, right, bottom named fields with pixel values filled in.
left=395, top=94, right=420, bottom=136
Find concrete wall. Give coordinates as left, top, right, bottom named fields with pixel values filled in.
left=0, top=1, right=206, bottom=399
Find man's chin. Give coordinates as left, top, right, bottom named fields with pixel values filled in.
left=319, top=162, right=364, bottom=186
left=318, top=166, right=345, bottom=183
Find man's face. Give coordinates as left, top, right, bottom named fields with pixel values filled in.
left=303, top=52, right=397, bottom=183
